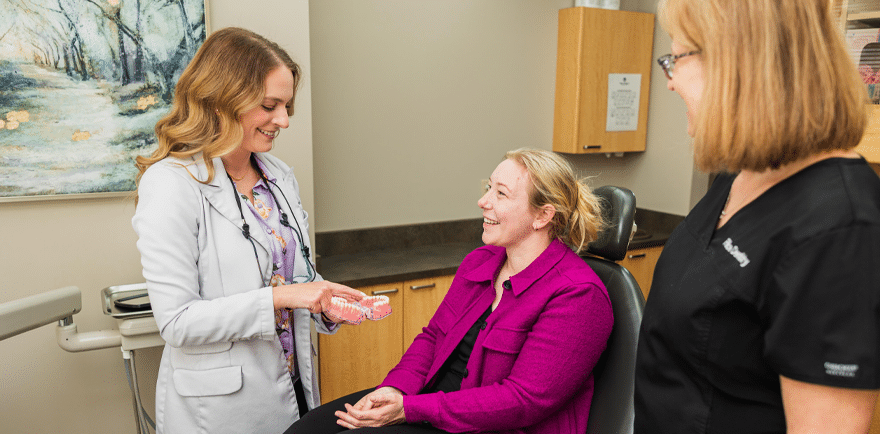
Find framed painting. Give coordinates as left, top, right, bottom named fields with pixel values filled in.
left=0, top=0, right=209, bottom=201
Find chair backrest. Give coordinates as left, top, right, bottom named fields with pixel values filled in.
left=582, top=186, right=645, bottom=434
left=586, top=186, right=637, bottom=262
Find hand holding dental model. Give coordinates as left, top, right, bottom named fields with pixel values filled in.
left=271, top=280, right=366, bottom=317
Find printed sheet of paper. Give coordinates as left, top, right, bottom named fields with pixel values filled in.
left=606, top=73, right=641, bottom=132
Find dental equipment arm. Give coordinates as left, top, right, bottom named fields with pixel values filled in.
left=0, top=286, right=121, bottom=351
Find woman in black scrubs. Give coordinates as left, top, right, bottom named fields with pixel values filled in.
left=635, top=0, right=880, bottom=433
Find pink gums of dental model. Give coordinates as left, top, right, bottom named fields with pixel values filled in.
left=325, top=295, right=392, bottom=325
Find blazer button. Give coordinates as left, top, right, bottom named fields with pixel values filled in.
left=502, top=280, right=511, bottom=290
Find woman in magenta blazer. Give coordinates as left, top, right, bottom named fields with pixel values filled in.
left=286, top=148, right=613, bottom=433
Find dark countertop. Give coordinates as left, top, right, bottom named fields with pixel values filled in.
left=627, top=236, right=668, bottom=250
left=627, top=227, right=674, bottom=249
left=317, top=241, right=483, bottom=287
left=315, top=209, right=684, bottom=288
left=629, top=206, right=684, bottom=249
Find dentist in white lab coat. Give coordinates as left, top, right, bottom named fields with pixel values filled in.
left=132, top=27, right=363, bottom=434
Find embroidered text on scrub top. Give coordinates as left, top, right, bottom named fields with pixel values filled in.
left=723, top=238, right=750, bottom=267
left=825, top=362, right=859, bottom=378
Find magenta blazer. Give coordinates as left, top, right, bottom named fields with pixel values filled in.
left=379, top=238, right=613, bottom=433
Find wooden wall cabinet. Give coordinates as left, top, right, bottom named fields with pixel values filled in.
left=618, top=245, right=662, bottom=299
left=318, top=275, right=454, bottom=404
left=552, top=7, right=655, bottom=154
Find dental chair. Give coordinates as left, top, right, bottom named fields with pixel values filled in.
left=582, top=185, right=645, bottom=434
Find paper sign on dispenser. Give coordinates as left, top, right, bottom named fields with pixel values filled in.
left=606, top=73, right=642, bottom=132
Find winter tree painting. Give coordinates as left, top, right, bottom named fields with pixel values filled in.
left=0, top=0, right=206, bottom=199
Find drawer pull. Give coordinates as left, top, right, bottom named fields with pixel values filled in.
left=371, top=288, right=399, bottom=295
left=628, top=253, right=647, bottom=259
left=583, top=145, right=601, bottom=150
left=410, top=283, right=436, bottom=290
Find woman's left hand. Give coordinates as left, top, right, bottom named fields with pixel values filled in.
left=334, top=388, right=406, bottom=428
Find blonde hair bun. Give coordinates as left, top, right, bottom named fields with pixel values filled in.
left=504, top=148, right=605, bottom=253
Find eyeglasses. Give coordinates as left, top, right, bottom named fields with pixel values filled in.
left=657, top=51, right=701, bottom=79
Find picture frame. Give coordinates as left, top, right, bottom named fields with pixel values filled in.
left=0, top=0, right=209, bottom=202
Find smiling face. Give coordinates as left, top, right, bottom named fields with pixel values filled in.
left=238, top=66, right=294, bottom=153
left=478, top=159, right=542, bottom=250
left=666, top=41, right=705, bottom=137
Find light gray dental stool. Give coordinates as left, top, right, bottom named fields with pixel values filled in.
left=581, top=185, right=645, bottom=434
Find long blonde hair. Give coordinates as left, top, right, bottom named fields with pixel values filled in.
left=505, top=148, right=604, bottom=254
left=135, top=27, right=301, bottom=192
left=659, top=0, right=866, bottom=172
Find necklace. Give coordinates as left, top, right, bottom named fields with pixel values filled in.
left=719, top=176, right=771, bottom=221
left=719, top=191, right=731, bottom=219
left=227, top=169, right=248, bottom=182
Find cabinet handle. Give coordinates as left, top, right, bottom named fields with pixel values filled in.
left=628, top=253, right=647, bottom=259
left=410, top=283, right=436, bottom=290
left=583, top=145, right=601, bottom=150
left=371, top=288, right=399, bottom=295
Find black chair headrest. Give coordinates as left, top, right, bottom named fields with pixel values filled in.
left=585, top=186, right=636, bottom=262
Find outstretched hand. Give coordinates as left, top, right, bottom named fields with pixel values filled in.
left=335, top=387, right=406, bottom=429
left=273, top=280, right=365, bottom=313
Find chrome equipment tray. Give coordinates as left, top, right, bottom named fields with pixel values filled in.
left=101, top=283, right=153, bottom=319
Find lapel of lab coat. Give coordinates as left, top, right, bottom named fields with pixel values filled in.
left=193, top=156, right=274, bottom=284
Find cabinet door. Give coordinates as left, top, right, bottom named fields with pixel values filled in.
left=402, top=275, right=454, bottom=352
left=319, top=281, right=404, bottom=404
left=618, top=246, right=663, bottom=299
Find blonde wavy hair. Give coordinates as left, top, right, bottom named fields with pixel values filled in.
left=659, top=0, right=867, bottom=172
left=505, top=148, right=605, bottom=254
left=135, top=27, right=301, bottom=195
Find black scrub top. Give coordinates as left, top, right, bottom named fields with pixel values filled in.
left=635, top=157, right=880, bottom=433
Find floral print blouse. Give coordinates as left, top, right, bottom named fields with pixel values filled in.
left=235, top=158, right=305, bottom=381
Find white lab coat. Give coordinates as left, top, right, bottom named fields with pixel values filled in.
left=132, top=152, right=333, bottom=434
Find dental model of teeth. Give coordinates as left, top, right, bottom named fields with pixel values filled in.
left=324, top=295, right=392, bottom=325
left=360, top=296, right=392, bottom=320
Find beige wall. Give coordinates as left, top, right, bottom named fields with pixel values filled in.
left=310, top=0, right=703, bottom=232
left=0, top=1, right=314, bottom=433
left=1, top=1, right=701, bottom=433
